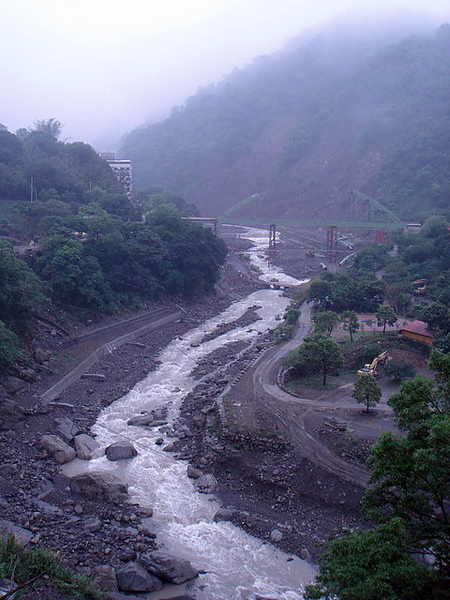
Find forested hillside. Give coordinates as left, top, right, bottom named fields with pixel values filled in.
left=121, top=24, right=450, bottom=222
left=0, top=122, right=227, bottom=371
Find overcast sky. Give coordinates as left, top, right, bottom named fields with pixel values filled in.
left=1, top=0, right=449, bottom=150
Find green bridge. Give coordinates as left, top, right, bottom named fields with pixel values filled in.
left=217, top=191, right=407, bottom=230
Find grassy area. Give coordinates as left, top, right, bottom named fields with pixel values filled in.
left=285, top=334, right=429, bottom=393
left=0, top=535, right=105, bottom=599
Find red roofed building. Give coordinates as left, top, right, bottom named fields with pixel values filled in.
left=399, top=320, right=434, bottom=345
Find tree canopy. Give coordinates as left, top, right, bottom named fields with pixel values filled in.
left=286, top=333, right=343, bottom=387
left=306, top=348, right=450, bottom=599
left=0, top=127, right=227, bottom=371
left=352, top=373, right=382, bottom=412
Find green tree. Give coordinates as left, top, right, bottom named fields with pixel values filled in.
left=0, top=242, right=44, bottom=334
left=363, top=349, right=450, bottom=573
left=306, top=349, right=450, bottom=599
left=385, top=360, right=417, bottom=382
left=286, top=333, right=343, bottom=387
left=308, top=278, right=333, bottom=310
left=352, top=373, right=382, bottom=412
left=341, top=310, right=360, bottom=342
left=313, top=310, right=340, bottom=335
left=304, top=518, right=446, bottom=600
left=37, top=234, right=112, bottom=311
left=421, top=302, right=450, bottom=333
left=376, top=304, right=398, bottom=333
left=0, top=320, right=19, bottom=371
left=32, top=118, right=63, bottom=141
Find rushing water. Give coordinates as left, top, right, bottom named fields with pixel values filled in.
left=67, top=227, right=315, bottom=599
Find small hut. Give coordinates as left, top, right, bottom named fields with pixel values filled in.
left=399, top=320, right=434, bottom=345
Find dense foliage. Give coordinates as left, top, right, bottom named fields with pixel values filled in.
left=121, top=25, right=450, bottom=222
left=309, top=216, right=450, bottom=340
left=0, top=122, right=227, bottom=371
left=285, top=333, right=343, bottom=387
left=305, top=349, right=450, bottom=599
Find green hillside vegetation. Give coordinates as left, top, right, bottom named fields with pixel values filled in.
left=0, top=122, right=227, bottom=371
left=304, top=222, right=450, bottom=598
left=121, top=25, right=450, bottom=222
left=308, top=215, right=450, bottom=345
left=305, top=349, right=450, bottom=600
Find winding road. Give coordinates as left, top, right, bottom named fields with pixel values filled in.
left=229, top=300, right=371, bottom=488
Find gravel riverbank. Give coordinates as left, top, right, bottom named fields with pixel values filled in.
left=0, top=255, right=363, bottom=598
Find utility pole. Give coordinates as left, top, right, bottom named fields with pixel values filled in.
left=327, top=225, right=338, bottom=261
left=268, top=224, right=276, bottom=265
left=30, top=176, right=34, bottom=203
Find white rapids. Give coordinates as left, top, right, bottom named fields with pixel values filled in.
left=66, top=227, right=315, bottom=599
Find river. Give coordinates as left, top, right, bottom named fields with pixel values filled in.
left=67, top=226, right=315, bottom=599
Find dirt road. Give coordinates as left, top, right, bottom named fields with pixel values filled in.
left=227, top=301, right=370, bottom=487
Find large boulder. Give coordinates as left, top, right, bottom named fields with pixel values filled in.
left=74, top=433, right=100, bottom=460
left=52, top=417, right=80, bottom=442
left=195, top=473, right=218, bottom=494
left=2, top=376, right=26, bottom=394
left=139, top=552, right=198, bottom=585
left=187, top=466, right=202, bottom=479
left=0, top=520, right=33, bottom=545
left=0, top=399, right=25, bottom=423
left=106, top=441, right=138, bottom=461
left=91, top=565, right=118, bottom=592
left=213, top=508, right=235, bottom=522
left=116, top=562, right=163, bottom=592
left=127, top=414, right=155, bottom=427
left=69, top=472, right=128, bottom=503
left=39, top=435, right=76, bottom=464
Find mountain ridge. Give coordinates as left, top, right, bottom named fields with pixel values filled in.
left=121, top=23, right=450, bottom=222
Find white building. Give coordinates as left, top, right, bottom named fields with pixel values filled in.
left=100, top=152, right=133, bottom=197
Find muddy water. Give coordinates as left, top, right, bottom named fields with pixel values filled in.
left=68, top=228, right=315, bottom=599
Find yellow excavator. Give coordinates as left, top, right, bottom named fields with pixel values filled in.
left=413, top=279, right=427, bottom=295
left=358, top=350, right=389, bottom=377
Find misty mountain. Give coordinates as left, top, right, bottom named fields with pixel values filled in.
left=121, top=24, right=450, bottom=222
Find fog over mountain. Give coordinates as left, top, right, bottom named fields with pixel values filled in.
left=1, top=1, right=449, bottom=149
left=120, top=21, right=450, bottom=223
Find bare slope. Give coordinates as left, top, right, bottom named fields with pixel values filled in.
left=121, top=24, right=450, bottom=222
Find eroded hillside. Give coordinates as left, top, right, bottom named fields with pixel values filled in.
left=121, top=24, right=450, bottom=222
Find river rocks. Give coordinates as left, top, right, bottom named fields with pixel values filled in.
left=91, top=565, right=118, bottom=591
left=74, top=433, right=100, bottom=459
left=300, top=547, right=312, bottom=562
left=139, top=551, right=198, bottom=584
left=106, top=441, right=138, bottom=461
left=33, top=346, right=51, bottom=364
left=213, top=507, right=235, bottom=522
left=39, top=434, right=76, bottom=464
left=68, top=472, right=128, bottom=503
left=2, top=376, right=26, bottom=394
left=116, top=562, right=163, bottom=592
left=192, top=411, right=207, bottom=427
left=195, top=473, right=218, bottom=494
left=84, top=516, right=102, bottom=532
left=119, top=548, right=137, bottom=562
left=127, top=413, right=155, bottom=427
left=52, top=416, right=80, bottom=442
left=270, top=529, right=283, bottom=543
left=0, top=399, right=25, bottom=423
left=0, top=520, right=33, bottom=545
left=187, top=465, right=202, bottom=479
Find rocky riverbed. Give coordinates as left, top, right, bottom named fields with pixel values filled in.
left=0, top=255, right=363, bottom=599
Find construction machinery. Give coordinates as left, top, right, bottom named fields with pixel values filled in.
left=413, top=279, right=427, bottom=295
left=358, top=351, right=389, bottom=377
